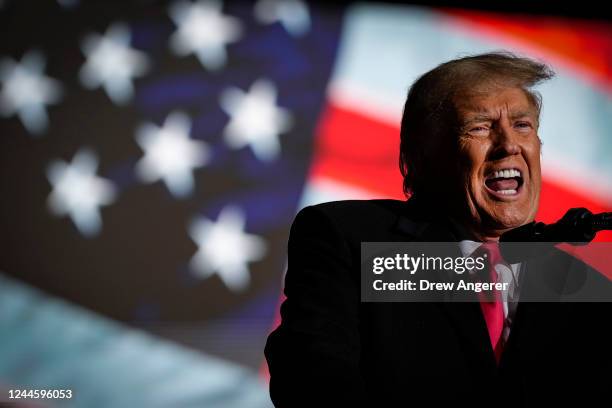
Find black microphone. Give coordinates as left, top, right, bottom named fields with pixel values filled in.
left=500, top=208, right=612, bottom=244
left=499, top=208, right=612, bottom=263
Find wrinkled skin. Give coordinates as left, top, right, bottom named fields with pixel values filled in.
left=449, top=86, right=542, bottom=241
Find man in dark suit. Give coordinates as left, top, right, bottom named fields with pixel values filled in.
left=264, top=52, right=611, bottom=406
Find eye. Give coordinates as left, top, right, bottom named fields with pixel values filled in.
left=514, top=121, right=533, bottom=131
left=468, top=126, right=490, bottom=135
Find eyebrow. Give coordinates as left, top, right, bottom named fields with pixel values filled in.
left=462, top=114, right=493, bottom=125
left=509, top=110, right=537, bottom=120
left=461, top=110, right=537, bottom=126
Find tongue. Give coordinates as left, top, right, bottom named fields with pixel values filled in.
left=486, top=178, right=519, bottom=191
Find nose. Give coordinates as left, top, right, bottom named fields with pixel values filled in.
left=489, top=122, right=521, bottom=160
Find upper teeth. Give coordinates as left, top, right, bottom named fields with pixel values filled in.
left=491, top=169, right=521, bottom=179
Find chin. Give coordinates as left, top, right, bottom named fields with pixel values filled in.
left=485, top=207, right=534, bottom=231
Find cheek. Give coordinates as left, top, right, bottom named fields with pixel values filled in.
left=527, top=141, right=543, bottom=185
left=458, top=140, right=488, bottom=178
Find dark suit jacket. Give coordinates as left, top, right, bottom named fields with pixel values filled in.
left=264, top=199, right=611, bottom=407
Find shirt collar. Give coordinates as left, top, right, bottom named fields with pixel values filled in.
left=458, top=240, right=521, bottom=269
left=458, top=240, right=482, bottom=258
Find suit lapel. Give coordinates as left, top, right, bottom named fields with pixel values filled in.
left=499, top=251, right=573, bottom=368
left=392, top=202, right=499, bottom=372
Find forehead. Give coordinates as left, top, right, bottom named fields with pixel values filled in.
left=453, top=87, right=537, bottom=119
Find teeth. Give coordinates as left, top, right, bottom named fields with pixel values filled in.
left=498, top=189, right=517, bottom=195
left=491, top=169, right=521, bottom=179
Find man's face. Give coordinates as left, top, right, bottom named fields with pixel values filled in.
left=451, top=86, right=542, bottom=238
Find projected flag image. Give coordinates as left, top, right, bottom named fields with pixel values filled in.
left=0, top=1, right=610, bottom=407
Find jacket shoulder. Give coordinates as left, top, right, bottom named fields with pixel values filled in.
left=304, top=199, right=406, bottom=217
left=293, top=199, right=407, bottom=237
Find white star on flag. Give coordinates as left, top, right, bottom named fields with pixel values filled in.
left=188, top=206, right=267, bottom=292
left=220, top=78, right=292, bottom=161
left=254, top=0, right=310, bottom=37
left=134, top=111, right=210, bottom=198
left=0, top=50, right=62, bottom=135
left=79, top=22, right=150, bottom=105
left=46, top=148, right=117, bottom=237
left=168, top=0, right=242, bottom=70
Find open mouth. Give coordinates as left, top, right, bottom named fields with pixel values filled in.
left=484, top=168, right=524, bottom=197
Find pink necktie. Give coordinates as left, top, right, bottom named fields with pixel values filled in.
left=478, top=242, right=505, bottom=363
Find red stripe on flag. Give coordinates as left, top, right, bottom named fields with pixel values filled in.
left=310, top=104, right=404, bottom=198
left=438, top=8, right=612, bottom=91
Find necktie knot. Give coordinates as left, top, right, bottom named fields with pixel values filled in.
left=475, top=242, right=506, bottom=284
left=481, top=242, right=504, bottom=271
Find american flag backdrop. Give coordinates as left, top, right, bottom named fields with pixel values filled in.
left=0, top=1, right=610, bottom=407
